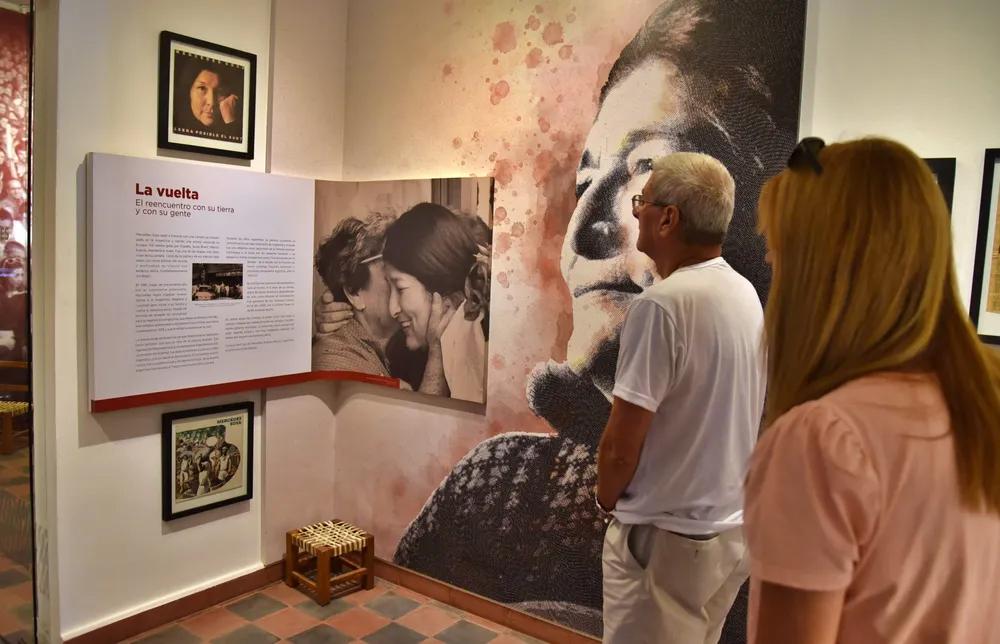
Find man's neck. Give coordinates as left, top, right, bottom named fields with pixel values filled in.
left=654, top=245, right=723, bottom=279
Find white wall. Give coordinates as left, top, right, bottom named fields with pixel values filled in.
left=260, top=381, right=338, bottom=564
left=34, top=0, right=273, bottom=639
left=801, top=0, right=1000, bottom=302
left=269, top=0, right=348, bottom=180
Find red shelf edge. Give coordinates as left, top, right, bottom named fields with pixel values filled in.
left=90, top=371, right=401, bottom=413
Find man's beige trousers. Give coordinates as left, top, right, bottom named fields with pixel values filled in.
left=602, top=519, right=748, bottom=644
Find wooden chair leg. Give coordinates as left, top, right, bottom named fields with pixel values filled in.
left=363, top=534, right=375, bottom=590
left=285, top=532, right=298, bottom=588
left=316, top=550, right=332, bottom=605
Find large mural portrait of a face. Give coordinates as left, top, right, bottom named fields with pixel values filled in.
left=392, top=0, right=806, bottom=640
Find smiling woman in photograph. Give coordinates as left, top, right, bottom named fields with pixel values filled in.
left=381, top=202, right=491, bottom=403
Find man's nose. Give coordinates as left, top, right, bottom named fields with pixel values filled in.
left=567, top=166, right=628, bottom=261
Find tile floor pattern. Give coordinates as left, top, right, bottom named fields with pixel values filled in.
left=0, top=446, right=33, bottom=644
left=129, top=579, right=544, bottom=644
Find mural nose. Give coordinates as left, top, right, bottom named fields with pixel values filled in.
left=569, top=166, right=628, bottom=261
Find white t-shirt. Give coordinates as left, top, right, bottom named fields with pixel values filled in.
left=611, top=257, right=766, bottom=535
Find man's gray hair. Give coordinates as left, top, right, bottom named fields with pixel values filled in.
left=647, top=152, right=735, bottom=245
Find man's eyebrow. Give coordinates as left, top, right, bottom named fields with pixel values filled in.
left=579, top=149, right=597, bottom=171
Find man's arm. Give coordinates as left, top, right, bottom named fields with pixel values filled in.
left=596, top=396, right=655, bottom=511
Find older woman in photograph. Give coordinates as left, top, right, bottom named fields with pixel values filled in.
left=381, top=202, right=491, bottom=403
left=313, top=214, right=400, bottom=377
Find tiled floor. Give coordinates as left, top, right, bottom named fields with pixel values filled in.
left=0, top=445, right=33, bottom=644
left=130, top=579, right=542, bottom=643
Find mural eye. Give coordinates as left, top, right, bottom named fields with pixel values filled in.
left=633, top=158, right=653, bottom=175
left=575, top=178, right=592, bottom=200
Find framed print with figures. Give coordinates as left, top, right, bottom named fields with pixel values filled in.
left=969, top=149, right=1000, bottom=343
left=162, top=401, right=254, bottom=521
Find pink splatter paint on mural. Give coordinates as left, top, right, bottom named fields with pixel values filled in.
left=511, top=222, right=525, bottom=237
left=442, top=63, right=453, bottom=77
left=493, top=158, right=514, bottom=186
left=542, top=22, right=564, bottom=45
left=494, top=206, right=507, bottom=222
left=525, top=47, right=543, bottom=68
left=538, top=116, right=551, bottom=133
left=497, top=272, right=510, bottom=289
left=490, top=80, right=511, bottom=105
left=442, top=1, right=453, bottom=16
left=526, top=15, right=541, bottom=31
left=495, top=232, right=512, bottom=256
left=532, top=150, right=556, bottom=186
left=489, top=152, right=498, bottom=162
left=492, top=57, right=499, bottom=65
left=452, top=137, right=463, bottom=148
left=534, top=4, right=544, bottom=13
left=567, top=13, right=576, bottom=23
left=492, top=354, right=506, bottom=369
left=559, top=44, right=573, bottom=60
left=492, top=21, right=517, bottom=53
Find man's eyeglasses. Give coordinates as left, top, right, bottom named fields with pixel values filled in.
left=788, top=137, right=825, bottom=175
left=631, top=195, right=670, bottom=211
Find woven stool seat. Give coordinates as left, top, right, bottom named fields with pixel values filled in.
left=0, top=401, right=29, bottom=455
left=0, top=402, right=29, bottom=415
left=292, top=520, right=368, bottom=557
left=286, top=519, right=374, bottom=605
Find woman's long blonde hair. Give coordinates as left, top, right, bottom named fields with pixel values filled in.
left=758, top=137, right=1000, bottom=513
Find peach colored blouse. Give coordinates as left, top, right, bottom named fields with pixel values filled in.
left=745, top=372, right=1000, bottom=643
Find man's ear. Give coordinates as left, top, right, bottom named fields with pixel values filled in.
left=344, top=287, right=365, bottom=311
left=659, top=204, right=681, bottom=236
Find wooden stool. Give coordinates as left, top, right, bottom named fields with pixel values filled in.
left=0, top=401, right=29, bottom=455
left=285, top=520, right=375, bottom=605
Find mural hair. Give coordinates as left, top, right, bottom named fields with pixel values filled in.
left=600, top=0, right=805, bottom=301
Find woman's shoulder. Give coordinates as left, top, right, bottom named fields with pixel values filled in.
left=819, top=371, right=949, bottom=438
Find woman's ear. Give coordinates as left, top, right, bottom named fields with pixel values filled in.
left=343, top=288, right=365, bottom=311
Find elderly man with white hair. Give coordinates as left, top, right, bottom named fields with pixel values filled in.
left=595, top=152, right=767, bottom=643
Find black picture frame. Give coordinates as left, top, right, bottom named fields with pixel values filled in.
left=157, top=31, right=256, bottom=160
left=923, top=157, right=956, bottom=214
left=968, top=149, right=1000, bottom=344
left=162, top=401, right=254, bottom=521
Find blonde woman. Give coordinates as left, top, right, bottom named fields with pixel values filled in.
left=745, top=137, right=1000, bottom=643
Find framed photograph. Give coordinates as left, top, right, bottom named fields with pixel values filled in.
left=162, top=402, right=254, bottom=521
left=923, top=157, right=956, bottom=213
left=158, top=31, right=256, bottom=159
left=969, top=149, right=1000, bottom=343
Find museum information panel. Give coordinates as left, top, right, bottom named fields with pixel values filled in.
left=88, top=153, right=314, bottom=404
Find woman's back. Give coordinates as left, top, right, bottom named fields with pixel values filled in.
left=746, top=371, right=1000, bottom=643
